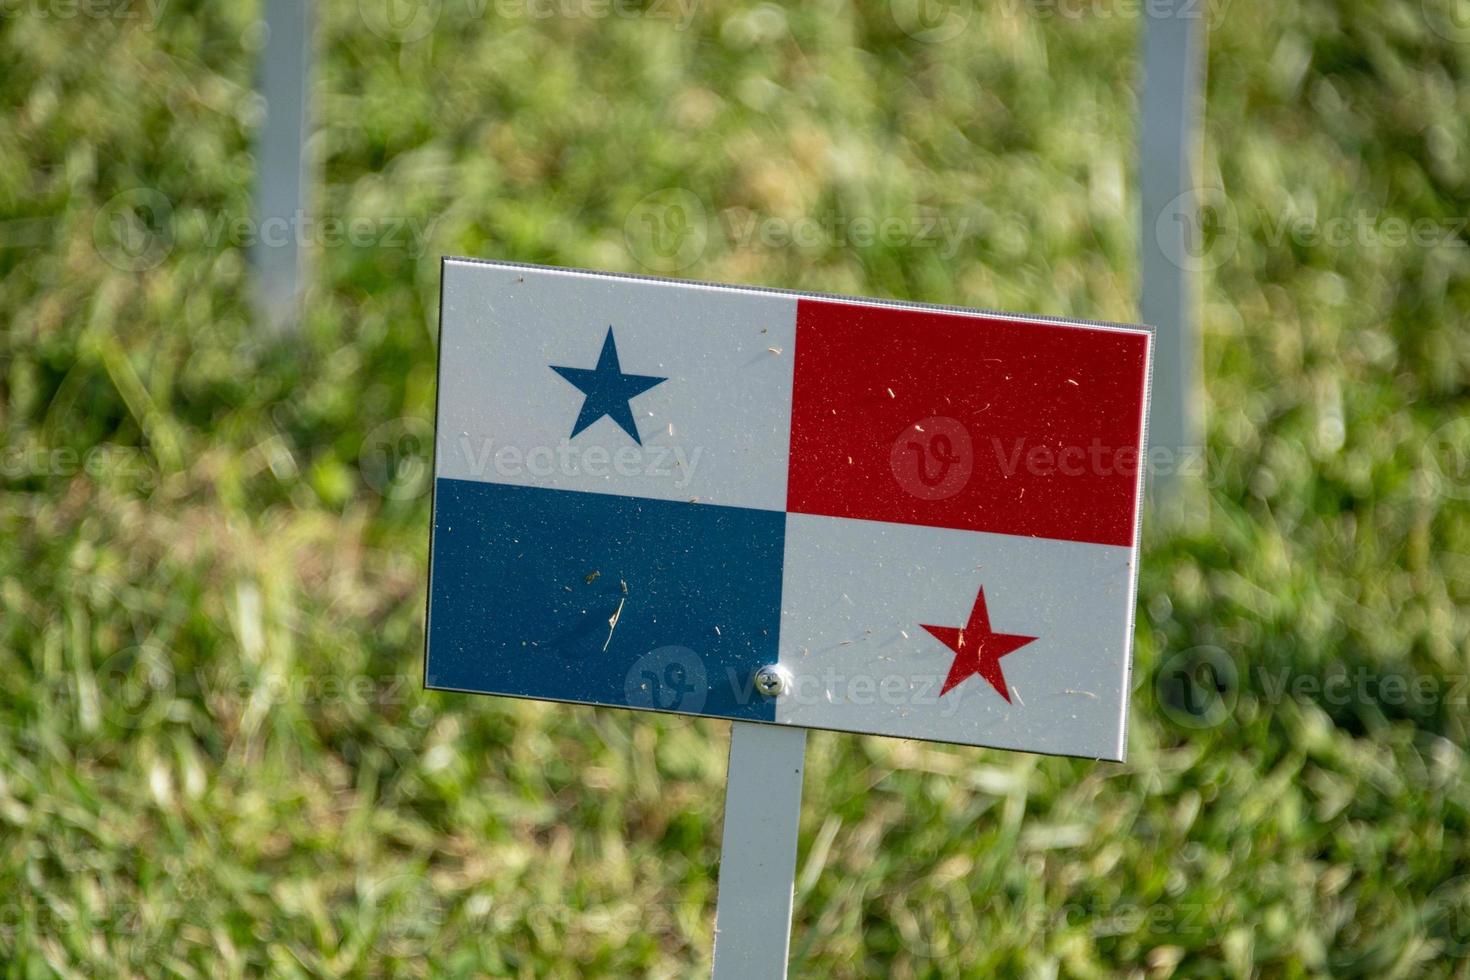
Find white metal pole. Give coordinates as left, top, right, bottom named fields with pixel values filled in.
left=711, top=722, right=806, bottom=980
left=253, top=0, right=314, bottom=331
left=1140, top=0, right=1205, bottom=507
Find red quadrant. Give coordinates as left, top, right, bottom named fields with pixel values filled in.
left=787, top=299, right=1150, bottom=547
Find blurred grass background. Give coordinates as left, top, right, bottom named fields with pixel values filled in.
left=3, top=0, right=1470, bottom=975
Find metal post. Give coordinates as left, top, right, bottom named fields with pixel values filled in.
left=253, top=0, right=314, bottom=331
left=1140, top=0, right=1206, bottom=510
left=711, top=723, right=806, bottom=980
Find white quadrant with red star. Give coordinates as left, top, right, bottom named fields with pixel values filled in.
left=776, top=514, right=1136, bottom=760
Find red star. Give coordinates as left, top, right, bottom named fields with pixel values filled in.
left=921, top=587, right=1038, bottom=702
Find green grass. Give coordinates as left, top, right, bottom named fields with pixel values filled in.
left=3, top=0, right=1470, bottom=976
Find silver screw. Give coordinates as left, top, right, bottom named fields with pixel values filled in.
left=753, top=665, right=787, bottom=697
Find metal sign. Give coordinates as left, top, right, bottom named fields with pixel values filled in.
left=426, top=259, right=1152, bottom=761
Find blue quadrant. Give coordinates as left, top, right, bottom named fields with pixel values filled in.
left=427, top=478, right=783, bottom=722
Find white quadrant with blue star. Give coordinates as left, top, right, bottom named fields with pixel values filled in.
left=435, top=262, right=799, bottom=510
left=550, top=328, right=667, bottom=445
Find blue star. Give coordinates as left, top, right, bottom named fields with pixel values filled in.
left=550, top=328, right=667, bottom=445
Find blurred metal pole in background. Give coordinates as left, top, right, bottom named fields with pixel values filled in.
left=253, top=0, right=314, bottom=332
left=711, top=723, right=806, bottom=980
left=1140, top=0, right=1205, bottom=512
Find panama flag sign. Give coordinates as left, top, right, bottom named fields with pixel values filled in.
left=427, top=260, right=1152, bottom=761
